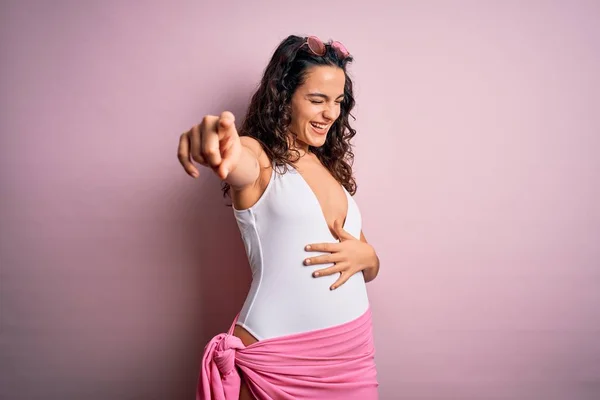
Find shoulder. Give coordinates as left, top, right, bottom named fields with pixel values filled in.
left=240, top=136, right=271, bottom=169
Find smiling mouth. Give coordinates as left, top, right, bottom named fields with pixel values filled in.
left=310, top=122, right=329, bottom=134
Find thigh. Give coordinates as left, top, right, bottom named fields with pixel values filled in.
left=233, top=325, right=259, bottom=347
left=233, top=325, right=259, bottom=400
left=237, top=373, right=256, bottom=400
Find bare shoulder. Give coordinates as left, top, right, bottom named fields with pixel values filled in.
left=232, top=136, right=273, bottom=210
left=240, top=136, right=271, bottom=169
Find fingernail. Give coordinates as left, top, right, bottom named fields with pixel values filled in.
left=191, top=172, right=199, bottom=178
left=313, top=272, right=319, bottom=277
left=305, top=245, right=311, bottom=250
left=304, top=259, right=311, bottom=265
left=330, top=286, right=335, bottom=290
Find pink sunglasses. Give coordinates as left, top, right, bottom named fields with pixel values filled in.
left=302, top=35, right=350, bottom=59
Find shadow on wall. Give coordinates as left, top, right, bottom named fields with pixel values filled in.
left=163, top=95, right=254, bottom=399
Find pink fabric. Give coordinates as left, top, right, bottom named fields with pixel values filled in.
left=197, top=307, right=378, bottom=400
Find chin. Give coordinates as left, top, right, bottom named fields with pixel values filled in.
left=309, top=139, right=326, bottom=148
left=304, top=131, right=328, bottom=148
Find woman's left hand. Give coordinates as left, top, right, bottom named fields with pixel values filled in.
left=304, top=220, right=377, bottom=290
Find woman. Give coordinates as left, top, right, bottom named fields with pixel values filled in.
left=178, top=35, right=381, bottom=400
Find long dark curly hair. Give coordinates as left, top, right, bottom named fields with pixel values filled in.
left=222, top=34, right=358, bottom=197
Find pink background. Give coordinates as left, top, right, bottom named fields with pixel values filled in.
left=1, top=1, right=599, bottom=399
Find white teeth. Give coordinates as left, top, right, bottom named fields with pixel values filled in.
left=311, top=122, right=327, bottom=129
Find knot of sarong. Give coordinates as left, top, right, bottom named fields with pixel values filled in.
left=212, top=334, right=244, bottom=377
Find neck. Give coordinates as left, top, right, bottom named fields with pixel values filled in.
left=287, top=132, right=310, bottom=157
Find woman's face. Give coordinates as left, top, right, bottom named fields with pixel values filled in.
left=289, top=65, right=346, bottom=149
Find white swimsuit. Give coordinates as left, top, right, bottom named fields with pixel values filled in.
left=233, top=165, right=370, bottom=340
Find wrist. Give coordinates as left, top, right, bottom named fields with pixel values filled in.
left=362, top=245, right=379, bottom=282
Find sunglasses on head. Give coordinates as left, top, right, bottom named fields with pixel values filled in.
left=301, top=35, right=350, bottom=59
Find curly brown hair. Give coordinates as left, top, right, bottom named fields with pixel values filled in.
left=222, top=34, right=358, bottom=197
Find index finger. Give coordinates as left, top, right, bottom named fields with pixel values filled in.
left=178, top=132, right=199, bottom=178
left=304, top=243, right=339, bottom=252
left=201, top=117, right=222, bottom=167
left=217, top=111, right=237, bottom=140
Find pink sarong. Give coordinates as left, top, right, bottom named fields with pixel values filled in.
left=197, top=307, right=378, bottom=399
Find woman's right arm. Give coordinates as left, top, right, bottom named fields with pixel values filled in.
left=178, top=111, right=261, bottom=190
left=224, top=137, right=261, bottom=190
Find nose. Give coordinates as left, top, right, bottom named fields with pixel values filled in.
left=322, top=103, right=338, bottom=121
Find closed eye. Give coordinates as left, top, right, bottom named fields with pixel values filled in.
left=310, top=100, right=343, bottom=105
left=307, top=92, right=345, bottom=103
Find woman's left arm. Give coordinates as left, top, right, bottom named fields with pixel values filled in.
left=360, top=231, right=380, bottom=283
